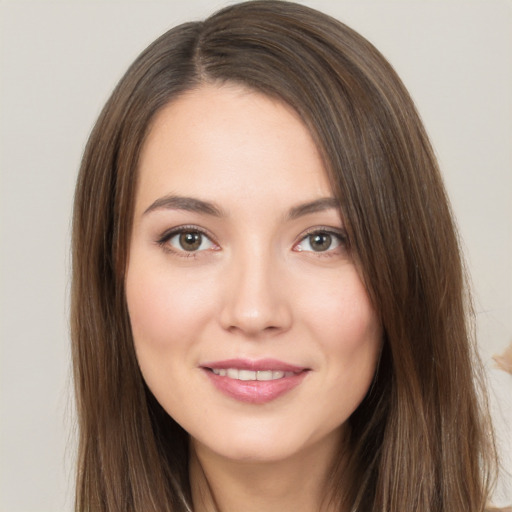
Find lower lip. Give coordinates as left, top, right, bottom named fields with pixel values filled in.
left=203, top=369, right=308, bottom=404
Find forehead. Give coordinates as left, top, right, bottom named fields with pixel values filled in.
left=135, top=83, right=333, bottom=215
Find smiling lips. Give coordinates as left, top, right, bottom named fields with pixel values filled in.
left=211, top=368, right=296, bottom=380
left=202, top=359, right=309, bottom=404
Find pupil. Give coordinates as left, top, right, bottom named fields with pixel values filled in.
left=179, top=232, right=201, bottom=251
left=310, top=233, right=331, bottom=251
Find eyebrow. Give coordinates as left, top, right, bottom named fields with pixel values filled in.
left=143, top=194, right=339, bottom=219
left=143, top=195, right=225, bottom=217
left=287, top=197, right=340, bottom=220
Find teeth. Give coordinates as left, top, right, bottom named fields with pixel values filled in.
left=226, top=368, right=238, bottom=379
left=211, top=368, right=295, bottom=381
left=239, top=369, right=256, bottom=381
left=256, top=370, right=273, bottom=381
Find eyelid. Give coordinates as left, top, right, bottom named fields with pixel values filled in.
left=293, top=226, right=349, bottom=252
left=155, top=224, right=348, bottom=256
left=156, top=225, right=219, bottom=254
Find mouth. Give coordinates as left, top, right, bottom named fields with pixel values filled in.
left=201, top=358, right=310, bottom=404
left=209, top=368, right=296, bottom=381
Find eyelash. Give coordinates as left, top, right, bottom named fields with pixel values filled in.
left=294, top=227, right=349, bottom=256
left=156, top=226, right=349, bottom=257
left=156, top=225, right=219, bottom=258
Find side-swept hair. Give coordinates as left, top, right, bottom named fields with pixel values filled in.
left=71, top=1, right=495, bottom=510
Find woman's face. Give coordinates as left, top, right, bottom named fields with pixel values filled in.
left=126, top=84, right=382, bottom=464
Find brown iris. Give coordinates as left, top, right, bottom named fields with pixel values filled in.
left=179, top=232, right=202, bottom=251
left=309, top=233, right=332, bottom=251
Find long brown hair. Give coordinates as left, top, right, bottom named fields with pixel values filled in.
left=71, top=1, right=496, bottom=510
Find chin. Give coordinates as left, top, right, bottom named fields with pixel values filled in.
left=190, top=420, right=344, bottom=466
left=195, top=438, right=303, bottom=464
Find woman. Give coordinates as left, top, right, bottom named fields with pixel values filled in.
left=71, top=1, right=496, bottom=511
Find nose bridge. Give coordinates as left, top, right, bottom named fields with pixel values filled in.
left=220, top=240, right=291, bottom=335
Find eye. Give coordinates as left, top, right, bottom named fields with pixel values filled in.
left=158, top=227, right=217, bottom=254
left=294, top=230, right=346, bottom=253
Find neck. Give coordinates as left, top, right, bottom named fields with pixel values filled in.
left=189, top=430, right=345, bottom=512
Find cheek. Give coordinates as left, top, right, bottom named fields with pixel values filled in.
left=125, top=261, right=214, bottom=413
left=324, top=305, right=381, bottom=423
left=300, top=269, right=382, bottom=396
left=125, top=261, right=216, bottom=352
left=300, top=268, right=380, bottom=350
left=332, top=291, right=381, bottom=377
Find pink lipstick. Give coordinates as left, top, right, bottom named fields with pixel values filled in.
left=201, top=358, right=309, bottom=404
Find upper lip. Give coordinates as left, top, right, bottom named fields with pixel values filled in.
left=201, top=358, right=308, bottom=373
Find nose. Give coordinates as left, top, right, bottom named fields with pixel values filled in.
left=219, top=247, right=293, bottom=337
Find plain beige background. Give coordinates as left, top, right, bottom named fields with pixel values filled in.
left=1, top=1, right=511, bottom=510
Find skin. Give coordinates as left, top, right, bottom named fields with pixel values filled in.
left=125, top=83, right=382, bottom=512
